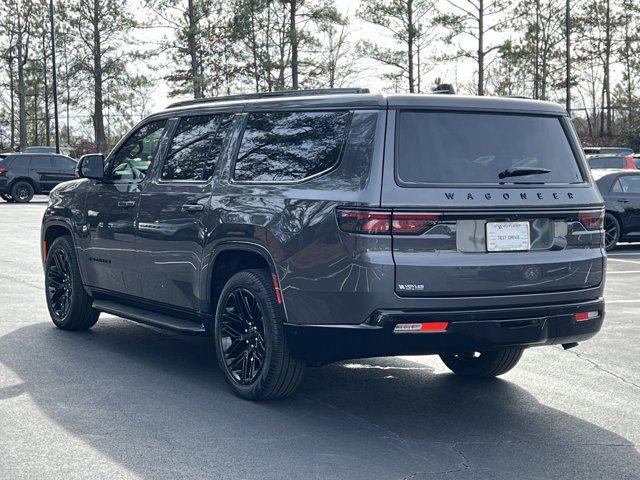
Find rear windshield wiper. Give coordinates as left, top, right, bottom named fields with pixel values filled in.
left=498, top=167, right=551, bottom=180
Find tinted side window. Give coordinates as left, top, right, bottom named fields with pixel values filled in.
left=110, top=120, right=167, bottom=182
left=618, top=176, right=640, bottom=194
left=30, top=156, right=52, bottom=169
left=161, top=113, right=234, bottom=181
left=234, top=111, right=352, bottom=182
left=52, top=156, right=76, bottom=171
left=589, top=156, right=624, bottom=168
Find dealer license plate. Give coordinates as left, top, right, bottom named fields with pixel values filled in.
left=486, top=221, right=530, bottom=252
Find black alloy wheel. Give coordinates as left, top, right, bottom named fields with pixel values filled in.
left=603, top=213, right=620, bottom=251
left=10, top=181, right=34, bottom=203
left=46, top=246, right=73, bottom=321
left=214, top=269, right=305, bottom=400
left=219, top=288, right=266, bottom=385
left=44, top=236, right=99, bottom=330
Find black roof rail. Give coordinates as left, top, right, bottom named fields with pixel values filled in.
left=166, top=88, right=371, bottom=109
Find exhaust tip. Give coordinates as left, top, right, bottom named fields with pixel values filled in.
left=562, top=342, right=579, bottom=350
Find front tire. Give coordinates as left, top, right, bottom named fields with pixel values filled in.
left=1, top=193, right=14, bottom=202
left=604, top=213, right=620, bottom=251
left=10, top=181, right=34, bottom=203
left=440, top=348, right=524, bottom=378
left=45, top=236, right=99, bottom=330
left=214, top=269, right=305, bottom=400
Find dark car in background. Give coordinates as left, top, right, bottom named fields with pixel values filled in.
left=24, top=145, right=78, bottom=159
left=587, top=154, right=637, bottom=170
left=593, top=169, right=640, bottom=250
left=41, top=89, right=605, bottom=400
left=584, top=146, right=634, bottom=156
left=0, top=153, right=77, bottom=203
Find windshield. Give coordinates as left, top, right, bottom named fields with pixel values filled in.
left=396, top=111, right=584, bottom=185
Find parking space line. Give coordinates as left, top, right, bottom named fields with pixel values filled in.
left=607, top=270, right=640, bottom=274
left=607, top=258, right=640, bottom=266
left=605, top=299, right=640, bottom=304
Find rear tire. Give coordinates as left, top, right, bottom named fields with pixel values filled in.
left=45, top=236, right=99, bottom=331
left=10, top=181, right=34, bottom=203
left=604, top=213, right=620, bottom=251
left=214, top=269, right=305, bottom=400
left=440, top=348, right=524, bottom=378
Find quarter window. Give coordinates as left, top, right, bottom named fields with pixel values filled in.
left=616, top=176, right=640, bottom=194
left=162, top=113, right=234, bottom=181
left=234, top=111, right=351, bottom=182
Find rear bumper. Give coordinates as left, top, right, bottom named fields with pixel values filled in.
left=284, top=299, right=604, bottom=363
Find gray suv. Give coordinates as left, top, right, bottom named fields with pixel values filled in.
left=41, top=89, right=606, bottom=400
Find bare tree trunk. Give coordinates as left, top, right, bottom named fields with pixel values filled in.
left=17, top=17, right=27, bottom=151
left=249, top=5, right=260, bottom=92
left=478, top=0, right=484, bottom=95
left=42, top=30, right=51, bottom=146
left=407, top=0, right=415, bottom=93
left=9, top=57, right=16, bottom=149
left=33, top=93, right=39, bottom=145
left=290, top=0, right=299, bottom=89
left=63, top=43, right=71, bottom=145
left=417, top=43, right=421, bottom=93
left=92, top=0, right=106, bottom=153
left=623, top=17, right=633, bottom=123
left=187, top=0, right=202, bottom=98
left=534, top=0, right=540, bottom=98
left=604, top=0, right=612, bottom=137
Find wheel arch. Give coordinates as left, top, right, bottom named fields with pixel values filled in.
left=605, top=210, right=624, bottom=237
left=10, top=176, right=39, bottom=194
left=42, top=219, right=76, bottom=264
left=205, top=242, right=285, bottom=320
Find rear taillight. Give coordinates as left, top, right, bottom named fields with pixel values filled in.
left=0, top=167, right=6, bottom=174
left=336, top=209, right=441, bottom=235
left=392, top=212, right=441, bottom=234
left=394, top=321, right=449, bottom=333
left=578, top=210, right=604, bottom=230
left=575, top=310, right=599, bottom=321
left=336, top=209, right=391, bottom=234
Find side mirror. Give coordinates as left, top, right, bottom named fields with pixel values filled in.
left=77, top=154, right=105, bottom=180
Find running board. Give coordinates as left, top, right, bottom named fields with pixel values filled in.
left=92, top=299, right=206, bottom=335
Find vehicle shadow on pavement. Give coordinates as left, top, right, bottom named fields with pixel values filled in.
left=1, top=320, right=638, bottom=480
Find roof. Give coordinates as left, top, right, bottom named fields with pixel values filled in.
left=161, top=90, right=568, bottom=116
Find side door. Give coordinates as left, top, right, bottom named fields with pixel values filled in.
left=136, top=113, right=235, bottom=312
left=50, top=155, right=78, bottom=185
left=611, top=175, right=640, bottom=235
left=28, top=155, right=57, bottom=192
left=82, top=119, right=169, bottom=297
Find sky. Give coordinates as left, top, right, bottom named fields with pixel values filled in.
left=134, top=0, right=481, bottom=112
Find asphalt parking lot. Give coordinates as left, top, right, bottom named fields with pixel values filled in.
left=0, top=198, right=638, bottom=480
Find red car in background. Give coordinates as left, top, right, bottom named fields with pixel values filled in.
left=587, top=154, right=637, bottom=170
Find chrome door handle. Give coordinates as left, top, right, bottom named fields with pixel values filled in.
left=118, top=200, right=136, bottom=208
left=617, top=199, right=630, bottom=203
left=181, top=204, right=204, bottom=212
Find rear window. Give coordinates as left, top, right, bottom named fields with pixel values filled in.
left=396, top=111, right=583, bottom=185
left=234, top=111, right=351, bottom=182
left=589, top=156, right=626, bottom=169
